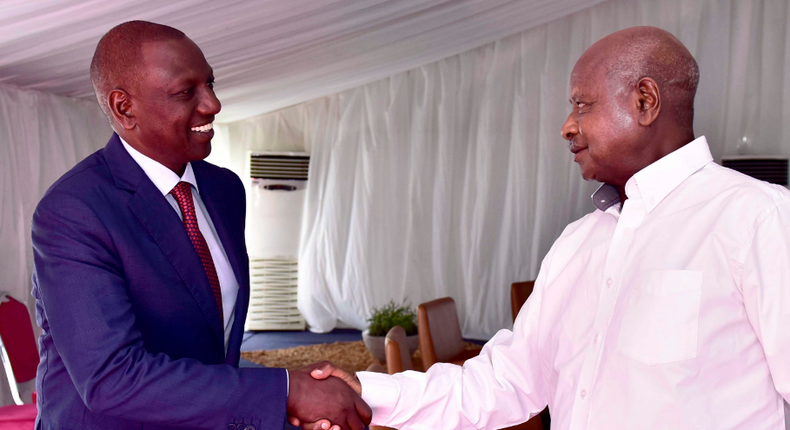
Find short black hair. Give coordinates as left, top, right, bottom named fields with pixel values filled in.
left=90, top=21, right=186, bottom=118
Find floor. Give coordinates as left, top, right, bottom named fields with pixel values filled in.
left=239, top=329, right=366, bottom=429
left=241, top=328, right=364, bottom=352
left=239, top=328, right=363, bottom=368
left=238, top=330, right=545, bottom=430
left=238, top=328, right=486, bottom=367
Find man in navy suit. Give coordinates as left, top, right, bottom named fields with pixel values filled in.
left=31, top=21, right=370, bottom=430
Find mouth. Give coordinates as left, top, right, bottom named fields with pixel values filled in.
left=568, top=141, right=586, bottom=154
left=569, top=142, right=587, bottom=161
left=190, top=122, right=214, bottom=133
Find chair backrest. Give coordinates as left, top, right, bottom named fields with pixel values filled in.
left=417, top=297, right=465, bottom=369
left=384, top=325, right=413, bottom=374
left=510, top=281, right=535, bottom=322
left=0, top=293, right=39, bottom=405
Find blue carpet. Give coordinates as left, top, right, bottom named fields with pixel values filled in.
left=241, top=328, right=486, bottom=353
left=241, top=328, right=363, bottom=352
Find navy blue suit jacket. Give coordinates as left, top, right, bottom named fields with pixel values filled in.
left=31, top=134, right=286, bottom=429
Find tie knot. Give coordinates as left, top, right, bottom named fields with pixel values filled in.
left=170, top=181, right=192, bottom=204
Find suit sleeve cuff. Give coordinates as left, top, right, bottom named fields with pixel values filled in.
left=357, top=371, right=399, bottom=424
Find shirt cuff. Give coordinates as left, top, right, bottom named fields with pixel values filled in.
left=357, top=371, right=400, bottom=424
left=286, top=368, right=290, bottom=397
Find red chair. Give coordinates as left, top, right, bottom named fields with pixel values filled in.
left=0, top=292, right=38, bottom=429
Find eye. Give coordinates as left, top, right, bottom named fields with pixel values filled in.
left=179, top=87, right=194, bottom=96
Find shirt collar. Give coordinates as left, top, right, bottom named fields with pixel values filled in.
left=591, top=183, right=621, bottom=213
left=591, top=136, right=713, bottom=214
left=119, top=136, right=198, bottom=196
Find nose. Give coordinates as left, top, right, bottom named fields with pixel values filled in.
left=199, top=85, right=221, bottom=116
left=561, top=111, right=578, bottom=141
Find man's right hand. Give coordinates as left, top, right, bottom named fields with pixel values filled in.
left=309, top=362, right=361, bottom=395
left=286, top=362, right=371, bottom=430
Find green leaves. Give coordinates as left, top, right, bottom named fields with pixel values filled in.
left=367, top=300, right=418, bottom=336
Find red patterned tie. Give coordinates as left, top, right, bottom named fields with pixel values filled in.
left=170, top=181, right=223, bottom=322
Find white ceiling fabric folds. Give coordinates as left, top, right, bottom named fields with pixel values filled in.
left=0, top=0, right=607, bottom=123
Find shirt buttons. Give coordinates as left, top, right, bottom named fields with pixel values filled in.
left=580, top=389, right=587, bottom=399
left=593, top=333, right=600, bottom=344
left=606, top=277, right=613, bottom=287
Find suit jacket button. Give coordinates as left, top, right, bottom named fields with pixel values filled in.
left=244, top=426, right=256, bottom=430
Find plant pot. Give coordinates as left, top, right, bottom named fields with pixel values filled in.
left=362, top=329, right=419, bottom=362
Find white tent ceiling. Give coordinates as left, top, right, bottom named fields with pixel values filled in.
left=0, top=0, right=607, bottom=123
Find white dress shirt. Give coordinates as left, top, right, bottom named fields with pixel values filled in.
left=358, top=136, right=790, bottom=430
left=120, top=138, right=239, bottom=352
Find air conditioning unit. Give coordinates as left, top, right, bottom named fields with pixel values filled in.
left=246, top=258, right=304, bottom=330
left=722, top=156, right=788, bottom=186
left=245, top=152, right=309, bottom=331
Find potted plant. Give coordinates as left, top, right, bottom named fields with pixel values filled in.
left=362, top=300, right=419, bottom=362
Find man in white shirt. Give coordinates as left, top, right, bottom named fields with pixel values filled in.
left=296, top=26, right=790, bottom=430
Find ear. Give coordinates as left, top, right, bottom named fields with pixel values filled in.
left=635, top=77, right=661, bottom=126
left=108, top=89, right=136, bottom=130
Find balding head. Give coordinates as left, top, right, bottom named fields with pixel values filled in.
left=577, top=26, right=699, bottom=128
left=90, top=21, right=186, bottom=118
left=561, top=27, right=700, bottom=196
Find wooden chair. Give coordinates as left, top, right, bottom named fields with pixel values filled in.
left=417, top=296, right=544, bottom=429
left=417, top=297, right=480, bottom=369
left=365, top=326, right=417, bottom=430
left=509, top=282, right=551, bottom=430
left=384, top=325, right=413, bottom=374
left=511, top=281, right=535, bottom=322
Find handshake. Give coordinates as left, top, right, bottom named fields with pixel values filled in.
left=286, top=361, right=369, bottom=430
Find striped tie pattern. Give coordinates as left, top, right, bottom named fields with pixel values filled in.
left=170, top=181, right=223, bottom=322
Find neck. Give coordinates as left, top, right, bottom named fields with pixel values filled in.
left=614, top=126, right=695, bottom=204
left=117, top=130, right=186, bottom=177
left=616, top=185, right=627, bottom=204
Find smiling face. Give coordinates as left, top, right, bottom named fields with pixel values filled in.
left=119, top=37, right=220, bottom=174
left=560, top=53, right=644, bottom=187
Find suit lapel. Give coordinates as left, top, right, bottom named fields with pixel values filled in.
left=192, top=162, right=249, bottom=365
left=192, top=162, right=246, bottom=291
left=104, top=135, right=225, bottom=350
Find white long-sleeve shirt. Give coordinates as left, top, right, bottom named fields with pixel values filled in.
left=358, top=136, right=790, bottom=430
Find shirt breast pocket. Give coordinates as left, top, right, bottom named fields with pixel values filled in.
left=617, top=270, right=702, bottom=366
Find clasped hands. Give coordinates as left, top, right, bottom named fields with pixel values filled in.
left=287, top=361, right=367, bottom=430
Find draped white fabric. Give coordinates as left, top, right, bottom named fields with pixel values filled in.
left=0, top=0, right=608, bottom=123
left=0, top=83, right=109, bottom=405
left=212, top=0, right=790, bottom=339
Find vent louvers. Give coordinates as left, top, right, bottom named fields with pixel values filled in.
left=722, top=157, right=788, bottom=186
left=245, top=258, right=305, bottom=331
left=250, top=154, right=309, bottom=180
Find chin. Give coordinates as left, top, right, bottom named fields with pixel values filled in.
left=189, top=143, right=212, bottom=162
left=577, top=166, right=595, bottom=181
